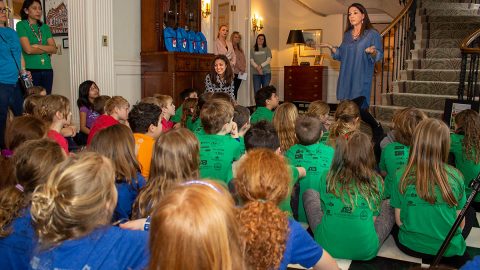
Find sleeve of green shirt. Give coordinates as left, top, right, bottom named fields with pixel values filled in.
left=16, top=21, right=28, bottom=37
left=42, top=24, right=53, bottom=40
left=379, top=149, right=387, bottom=172
left=454, top=170, right=466, bottom=210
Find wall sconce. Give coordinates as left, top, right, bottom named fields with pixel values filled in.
left=252, top=14, right=263, bottom=34
left=201, top=0, right=211, bottom=18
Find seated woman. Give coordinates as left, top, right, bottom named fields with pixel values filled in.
left=235, top=149, right=338, bottom=270
left=205, top=55, right=235, bottom=101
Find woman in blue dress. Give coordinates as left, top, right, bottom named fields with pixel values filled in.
left=320, top=3, right=384, bottom=159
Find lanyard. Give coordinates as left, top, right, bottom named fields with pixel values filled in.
left=29, top=23, right=42, bottom=44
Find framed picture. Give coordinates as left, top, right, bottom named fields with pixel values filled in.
left=62, top=38, right=68, bottom=49
left=443, top=99, right=480, bottom=131
left=300, top=29, right=322, bottom=57
left=217, top=3, right=230, bottom=30
left=43, top=0, right=68, bottom=36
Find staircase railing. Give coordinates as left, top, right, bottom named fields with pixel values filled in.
left=372, top=0, right=417, bottom=105
left=458, top=29, right=480, bottom=101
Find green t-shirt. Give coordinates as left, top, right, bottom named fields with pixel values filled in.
left=319, top=131, right=330, bottom=144
left=278, top=164, right=300, bottom=216
left=450, top=133, right=480, bottom=202
left=315, top=171, right=383, bottom=260
left=16, top=20, right=53, bottom=69
left=188, top=118, right=203, bottom=134
left=171, top=104, right=183, bottom=123
left=250, top=106, right=274, bottom=124
left=197, top=134, right=243, bottom=184
left=390, top=165, right=466, bottom=257
left=379, top=142, right=410, bottom=198
left=250, top=46, right=272, bottom=75
left=285, top=142, right=335, bottom=223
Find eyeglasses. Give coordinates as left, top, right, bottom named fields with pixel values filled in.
left=0, top=8, right=10, bottom=14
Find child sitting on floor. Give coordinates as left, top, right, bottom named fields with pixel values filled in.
left=30, top=152, right=149, bottom=269
left=250, top=85, right=279, bottom=124
left=284, top=115, right=334, bottom=223
left=304, top=131, right=393, bottom=260
left=89, top=124, right=146, bottom=222
left=128, top=102, right=162, bottom=178
left=197, top=99, right=242, bottom=183
left=87, top=96, right=130, bottom=145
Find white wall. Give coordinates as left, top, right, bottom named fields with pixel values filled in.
left=113, top=0, right=142, bottom=106
left=51, top=36, right=71, bottom=99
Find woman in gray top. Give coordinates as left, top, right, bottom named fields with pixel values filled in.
left=250, top=34, right=272, bottom=94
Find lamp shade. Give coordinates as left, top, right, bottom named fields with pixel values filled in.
left=286, top=30, right=305, bottom=45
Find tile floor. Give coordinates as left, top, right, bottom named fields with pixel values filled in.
left=288, top=213, right=480, bottom=269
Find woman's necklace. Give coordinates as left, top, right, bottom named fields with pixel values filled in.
left=29, top=23, right=42, bottom=44
left=352, top=29, right=361, bottom=40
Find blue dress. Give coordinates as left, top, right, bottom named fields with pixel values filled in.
left=113, top=172, right=146, bottom=221
left=332, top=29, right=383, bottom=109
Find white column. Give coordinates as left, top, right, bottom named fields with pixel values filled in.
left=68, top=0, right=114, bottom=124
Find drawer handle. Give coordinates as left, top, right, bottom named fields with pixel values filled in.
left=315, top=70, right=319, bottom=73
left=314, top=77, right=318, bottom=79
left=289, top=76, right=292, bottom=79
left=288, top=84, right=292, bottom=87
left=314, top=85, right=318, bottom=88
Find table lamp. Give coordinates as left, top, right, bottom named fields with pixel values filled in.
left=286, top=30, right=305, bottom=66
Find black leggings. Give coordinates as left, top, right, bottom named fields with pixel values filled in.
left=392, top=225, right=471, bottom=268
left=352, top=96, right=384, bottom=162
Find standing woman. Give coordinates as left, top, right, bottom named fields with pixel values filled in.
left=250, top=34, right=272, bottom=94
left=319, top=3, right=384, bottom=153
left=17, top=0, right=57, bottom=95
left=214, top=24, right=236, bottom=68
left=0, top=0, right=24, bottom=149
left=205, top=55, right=235, bottom=100
left=231, top=31, right=246, bottom=100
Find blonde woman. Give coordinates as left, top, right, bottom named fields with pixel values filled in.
left=390, top=118, right=469, bottom=268
left=235, top=149, right=338, bottom=270
left=273, top=102, right=298, bottom=152
left=231, top=31, right=246, bottom=99
left=214, top=24, right=236, bottom=67
left=149, top=180, right=246, bottom=270
left=30, top=152, right=149, bottom=269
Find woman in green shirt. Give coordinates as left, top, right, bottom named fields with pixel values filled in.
left=391, top=118, right=470, bottom=268
left=17, top=0, right=57, bottom=94
left=304, top=131, right=394, bottom=260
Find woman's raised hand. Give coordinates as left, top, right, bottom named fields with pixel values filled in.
left=365, top=46, right=376, bottom=54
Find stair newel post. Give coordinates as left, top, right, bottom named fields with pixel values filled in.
left=394, top=25, right=400, bottom=81
left=458, top=54, right=468, bottom=100
left=468, top=54, right=477, bottom=101
left=407, top=0, right=417, bottom=59
left=381, top=35, right=386, bottom=95
left=401, top=15, right=407, bottom=70
left=386, top=29, right=392, bottom=94
left=472, top=53, right=480, bottom=102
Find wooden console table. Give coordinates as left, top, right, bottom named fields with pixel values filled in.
left=284, top=66, right=325, bottom=102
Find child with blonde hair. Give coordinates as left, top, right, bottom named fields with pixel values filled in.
left=22, top=94, right=44, bottom=116
left=87, top=96, right=130, bottom=145
left=306, top=100, right=331, bottom=142
left=379, top=107, right=427, bottom=197
left=0, top=139, right=65, bottom=268
left=154, top=94, right=176, bottom=132
left=149, top=180, right=246, bottom=270
left=89, top=124, right=146, bottom=222
left=30, top=152, right=149, bottom=269
left=390, top=118, right=469, bottom=268
left=25, top=86, right=47, bottom=97
left=133, top=128, right=199, bottom=218
left=304, top=131, right=393, bottom=260
left=328, top=100, right=360, bottom=146
left=273, top=102, right=298, bottom=152
left=37, top=94, right=72, bottom=154
left=235, top=149, right=338, bottom=270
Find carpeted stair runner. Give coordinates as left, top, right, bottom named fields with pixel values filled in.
left=372, top=0, right=480, bottom=125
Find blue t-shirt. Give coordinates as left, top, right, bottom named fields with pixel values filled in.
left=113, top=172, right=147, bottom=221
left=279, top=219, right=323, bottom=270
left=30, top=226, right=149, bottom=270
left=0, top=208, right=35, bottom=269
left=461, top=256, right=480, bottom=270
left=0, top=27, right=22, bottom=85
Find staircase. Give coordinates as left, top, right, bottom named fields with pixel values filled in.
left=373, top=0, right=480, bottom=124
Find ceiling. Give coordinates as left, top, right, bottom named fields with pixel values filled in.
left=295, top=0, right=402, bottom=18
